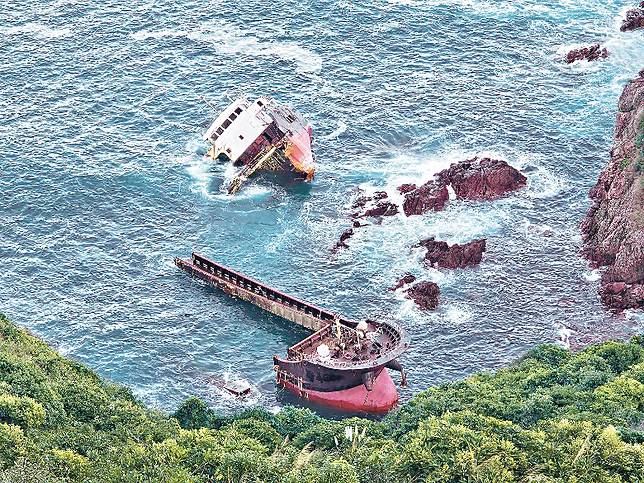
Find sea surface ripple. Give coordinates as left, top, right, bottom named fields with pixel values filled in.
left=1, top=0, right=643, bottom=412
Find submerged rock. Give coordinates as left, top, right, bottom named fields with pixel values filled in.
left=363, top=200, right=399, bottom=217
left=389, top=273, right=417, bottom=291
left=417, top=237, right=487, bottom=269
left=352, top=190, right=399, bottom=218
left=397, top=183, right=417, bottom=194
left=437, top=157, right=527, bottom=201
left=352, top=190, right=388, bottom=209
left=581, top=70, right=644, bottom=311
left=405, top=281, right=440, bottom=310
left=565, top=44, right=609, bottom=64
left=402, top=180, right=449, bottom=216
left=621, top=4, right=644, bottom=32
left=334, top=228, right=354, bottom=250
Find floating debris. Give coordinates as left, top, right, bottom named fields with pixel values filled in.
left=223, top=380, right=251, bottom=397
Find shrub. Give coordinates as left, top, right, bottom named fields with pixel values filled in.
left=173, top=396, right=217, bottom=429
left=0, top=423, right=25, bottom=469
left=47, top=448, right=90, bottom=480
left=0, top=394, right=45, bottom=429
left=228, top=418, right=282, bottom=452
left=0, top=458, right=56, bottom=482
left=272, top=406, right=321, bottom=438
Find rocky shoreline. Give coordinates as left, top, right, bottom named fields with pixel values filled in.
left=337, top=157, right=525, bottom=309
left=581, top=70, right=644, bottom=311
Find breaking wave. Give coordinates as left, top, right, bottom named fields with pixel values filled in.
left=0, top=23, right=71, bottom=38
left=130, top=24, right=322, bottom=74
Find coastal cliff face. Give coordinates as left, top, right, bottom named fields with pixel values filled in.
left=581, top=71, right=644, bottom=310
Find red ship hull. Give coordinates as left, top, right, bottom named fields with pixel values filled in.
left=279, top=368, right=399, bottom=413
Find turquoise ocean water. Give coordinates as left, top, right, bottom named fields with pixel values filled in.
left=1, top=0, right=643, bottom=412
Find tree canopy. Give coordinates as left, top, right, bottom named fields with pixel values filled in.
left=0, top=314, right=642, bottom=482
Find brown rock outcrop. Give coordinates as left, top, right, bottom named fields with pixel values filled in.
left=437, top=157, right=527, bottom=201
left=352, top=190, right=388, bottom=209
left=352, top=191, right=399, bottom=218
left=565, top=44, right=609, bottom=64
left=363, top=201, right=399, bottom=217
left=397, top=183, right=417, bottom=194
left=621, top=3, right=644, bottom=32
left=390, top=273, right=417, bottom=291
left=581, top=71, right=644, bottom=311
left=402, top=180, right=449, bottom=216
left=334, top=228, right=354, bottom=250
left=405, top=281, right=440, bottom=310
left=416, top=237, right=487, bottom=269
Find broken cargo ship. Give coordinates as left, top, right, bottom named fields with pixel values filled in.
left=175, top=253, right=409, bottom=413
left=203, top=96, right=315, bottom=194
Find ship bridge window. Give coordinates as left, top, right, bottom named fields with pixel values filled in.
left=235, top=107, right=243, bottom=114
left=216, top=127, right=224, bottom=135
left=222, top=119, right=232, bottom=129
left=229, top=113, right=237, bottom=121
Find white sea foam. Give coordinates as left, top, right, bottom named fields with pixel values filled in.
left=555, top=322, right=573, bottom=349
left=583, top=269, right=602, bottom=282
left=130, top=23, right=322, bottom=74
left=624, top=309, right=644, bottom=323
left=446, top=305, right=473, bottom=325
left=519, top=163, right=564, bottom=199
left=1, top=22, right=71, bottom=39
left=321, top=120, right=347, bottom=140
left=185, top=159, right=272, bottom=201
left=185, top=160, right=212, bottom=198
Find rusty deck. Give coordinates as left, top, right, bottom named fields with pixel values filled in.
left=174, top=253, right=407, bottom=369
left=174, top=253, right=347, bottom=333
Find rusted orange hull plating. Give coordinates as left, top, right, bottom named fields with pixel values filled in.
left=279, top=369, right=399, bottom=413
left=285, top=125, right=315, bottom=180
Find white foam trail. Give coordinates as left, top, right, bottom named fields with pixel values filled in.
left=1, top=23, right=71, bottom=38
left=185, top=161, right=212, bottom=198
left=321, top=120, right=347, bottom=140
left=445, top=305, right=473, bottom=325
left=130, top=23, right=322, bottom=74
left=521, top=164, right=564, bottom=199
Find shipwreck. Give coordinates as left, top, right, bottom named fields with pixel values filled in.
left=175, top=253, right=409, bottom=413
left=203, top=96, right=315, bottom=194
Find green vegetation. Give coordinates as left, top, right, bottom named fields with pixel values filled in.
left=0, top=313, right=642, bottom=482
